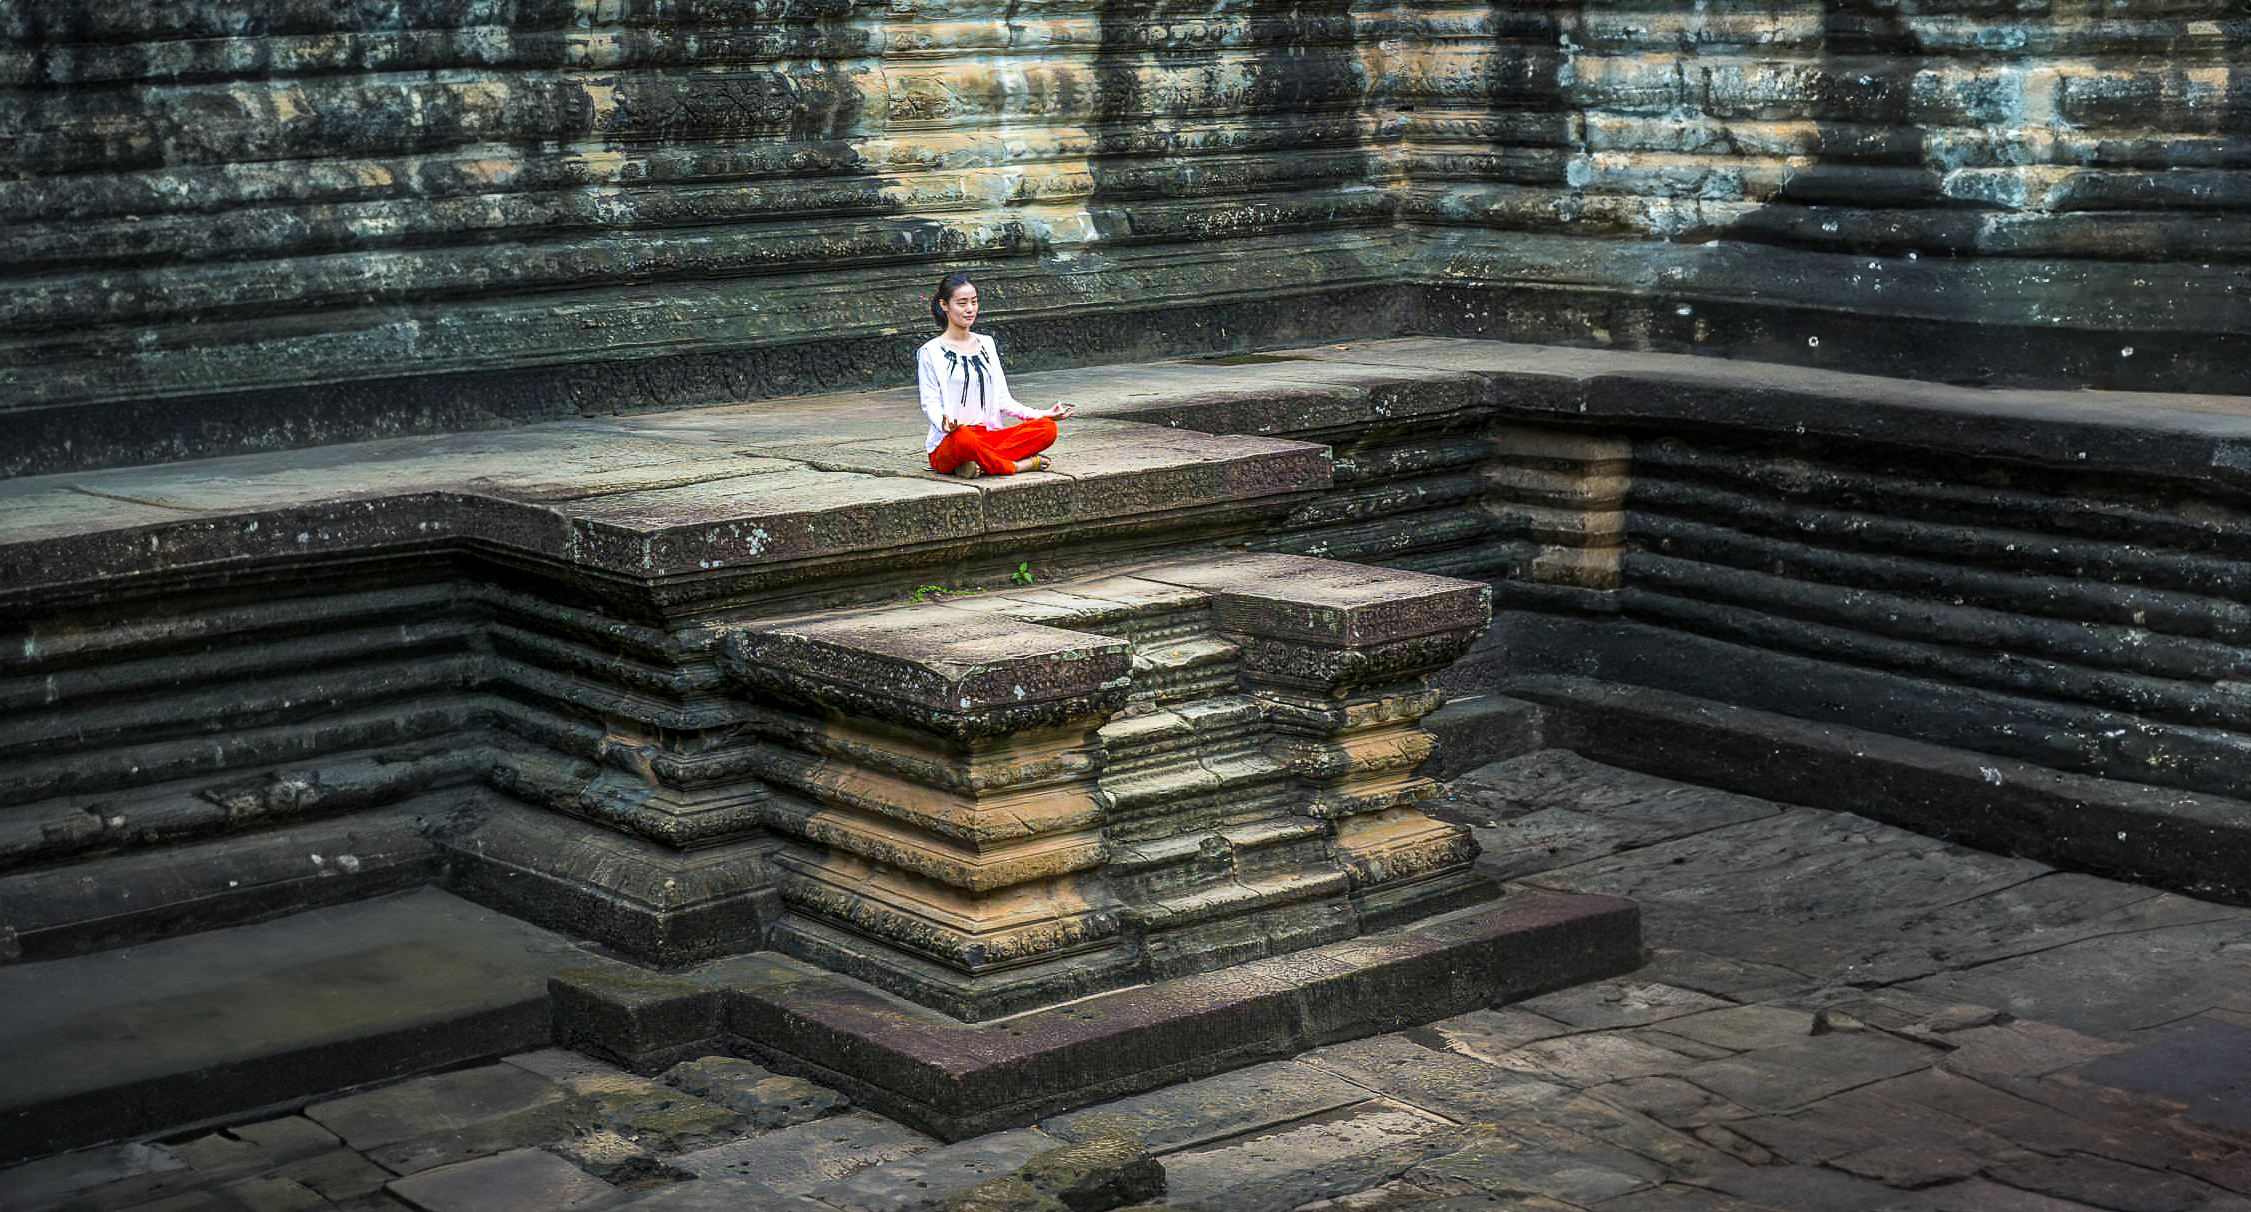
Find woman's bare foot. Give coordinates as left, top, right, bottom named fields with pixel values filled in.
left=950, top=461, right=984, bottom=479
left=1015, top=455, right=1052, bottom=474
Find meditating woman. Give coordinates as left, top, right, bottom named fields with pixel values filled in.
left=918, top=273, right=1073, bottom=478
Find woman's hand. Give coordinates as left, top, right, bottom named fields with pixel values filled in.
left=943, top=418, right=960, bottom=432
left=1048, top=403, right=1077, bottom=420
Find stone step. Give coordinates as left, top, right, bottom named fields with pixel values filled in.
left=713, top=551, right=1500, bottom=1020
left=553, top=888, right=1641, bottom=1142
left=0, top=888, right=592, bottom=1164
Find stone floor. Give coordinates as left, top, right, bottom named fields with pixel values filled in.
left=12, top=751, right=2251, bottom=1212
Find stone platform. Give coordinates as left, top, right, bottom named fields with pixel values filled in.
left=15, top=335, right=2251, bottom=1178
left=0, top=880, right=1637, bottom=1164
left=13, top=755, right=2251, bottom=1212
left=551, top=889, right=1638, bottom=1142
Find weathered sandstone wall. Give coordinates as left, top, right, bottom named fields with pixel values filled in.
left=1, top=0, right=1399, bottom=475
left=4, top=3, right=2242, bottom=477
left=1399, top=2, right=2250, bottom=388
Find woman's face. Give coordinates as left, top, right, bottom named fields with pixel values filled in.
left=942, top=283, right=979, bottom=331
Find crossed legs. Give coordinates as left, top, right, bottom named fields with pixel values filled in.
left=928, top=417, right=1059, bottom=477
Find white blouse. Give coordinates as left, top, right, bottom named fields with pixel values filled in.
left=916, top=333, right=1044, bottom=452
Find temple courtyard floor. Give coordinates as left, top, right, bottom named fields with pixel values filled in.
left=11, top=749, right=2251, bottom=1212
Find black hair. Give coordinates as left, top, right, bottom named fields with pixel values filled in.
left=931, top=272, right=973, bottom=329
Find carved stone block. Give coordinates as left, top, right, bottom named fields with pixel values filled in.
left=707, top=553, right=1495, bottom=1020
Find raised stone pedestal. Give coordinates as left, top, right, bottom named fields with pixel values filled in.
left=721, top=553, right=1500, bottom=1021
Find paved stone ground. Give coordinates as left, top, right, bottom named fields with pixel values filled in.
left=13, top=751, right=2251, bottom=1212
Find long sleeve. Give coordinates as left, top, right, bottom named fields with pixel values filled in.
left=983, top=337, right=1045, bottom=421
left=916, top=345, right=951, bottom=433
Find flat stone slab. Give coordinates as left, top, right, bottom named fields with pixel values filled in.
left=0, top=889, right=589, bottom=1163
left=803, top=1126, right=1061, bottom=1211
left=384, top=1147, right=616, bottom=1212
left=307, top=1066, right=571, bottom=1153
left=1158, top=1099, right=1467, bottom=1212
left=671, top=1113, right=937, bottom=1193
left=646, top=890, right=1640, bottom=1141
left=1038, top=1060, right=1371, bottom=1153
left=0, top=394, right=1325, bottom=599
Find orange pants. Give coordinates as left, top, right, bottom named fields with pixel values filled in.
left=928, top=417, right=1058, bottom=475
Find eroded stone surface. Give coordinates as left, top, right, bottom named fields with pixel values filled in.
left=15, top=753, right=2251, bottom=1212
left=6, top=2, right=2237, bottom=488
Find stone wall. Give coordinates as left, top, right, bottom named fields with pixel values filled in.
left=0, top=0, right=1400, bottom=476
left=1396, top=2, right=2250, bottom=388
left=5, top=3, right=2242, bottom=477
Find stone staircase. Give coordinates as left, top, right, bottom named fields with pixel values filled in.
left=716, top=553, right=1492, bottom=1021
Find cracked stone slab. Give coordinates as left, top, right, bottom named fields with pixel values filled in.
left=383, top=1148, right=614, bottom=1212
left=1629, top=949, right=1813, bottom=1006
left=1939, top=1019, right=2132, bottom=1081
left=1442, top=766, right=1787, bottom=882
left=1856, top=1069, right=2195, bottom=1172
left=1447, top=751, right=1780, bottom=823
left=1725, top=1083, right=2018, bottom=1169
left=804, top=1127, right=1062, bottom=1212
left=1675, top=1031, right=1943, bottom=1114
left=1816, top=874, right=2240, bottom=988
left=1301, top=1034, right=1579, bottom=1122
left=658, top=1058, right=849, bottom=1132
left=1511, top=982, right=1736, bottom=1033
left=1977, top=1149, right=2235, bottom=1212
left=1702, top=1163, right=1909, bottom=1212
left=1410, top=1006, right=1576, bottom=1064
left=1907, top=1178, right=2124, bottom=1212
left=1590, top=1077, right=1758, bottom=1131
left=1156, top=1099, right=1466, bottom=1212
left=1900, top=916, right=2251, bottom=1039
left=1417, top=1116, right=1697, bottom=1205
left=612, top=1177, right=828, bottom=1211
left=1594, top=1184, right=1791, bottom=1211
left=1300, top=1034, right=1716, bottom=1180
left=1489, top=1032, right=1696, bottom=1089
left=1527, top=809, right=2047, bottom=931
left=305, top=1065, right=575, bottom=1166
left=269, top=1149, right=394, bottom=1202
left=1653, top=1005, right=1819, bottom=1054
left=1038, top=1061, right=1371, bottom=1154
left=670, top=1113, right=937, bottom=1194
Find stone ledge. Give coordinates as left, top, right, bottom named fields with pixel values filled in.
left=724, top=611, right=1134, bottom=742
left=1512, top=674, right=2251, bottom=908
left=0, top=416, right=1326, bottom=605
left=0, top=889, right=590, bottom=1164
left=18, top=338, right=2251, bottom=607
left=1267, top=338, right=2251, bottom=487
left=553, top=889, right=1639, bottom=1142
